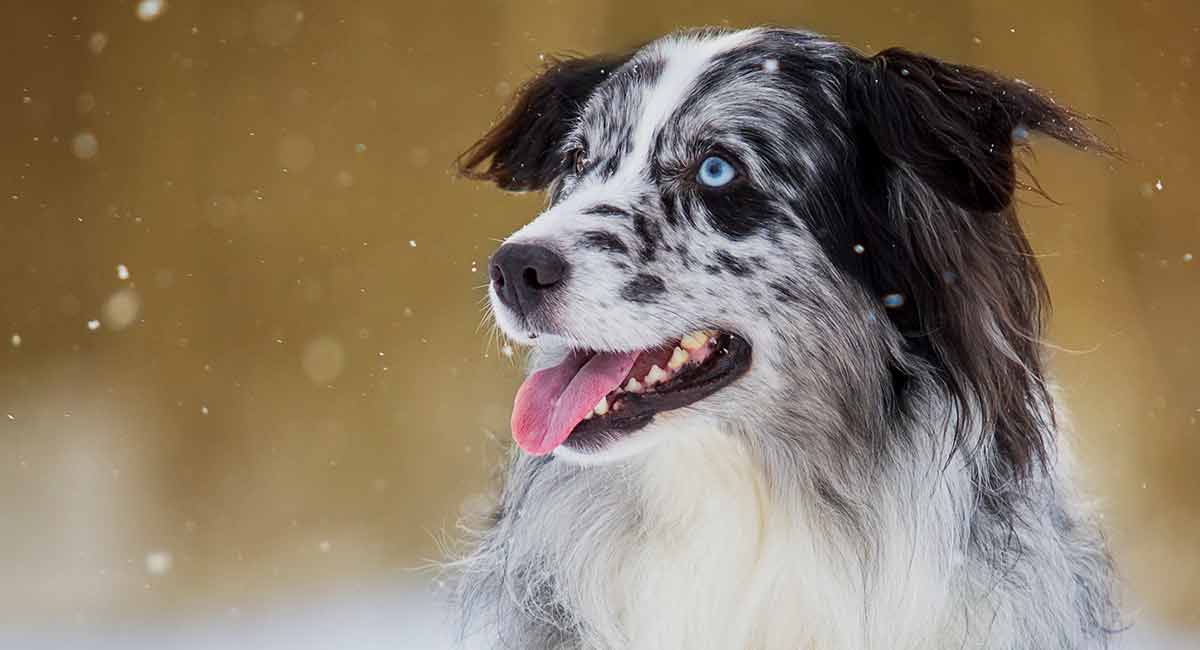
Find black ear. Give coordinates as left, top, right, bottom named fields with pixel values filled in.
left=848, top=48, right=1109, bottom=212
left=837, top=48, right=1113, bottom=478
left=457, top=53, right=632, bottom=192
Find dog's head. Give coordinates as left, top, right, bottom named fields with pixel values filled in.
left=461, top=28, right=1105, bottom=467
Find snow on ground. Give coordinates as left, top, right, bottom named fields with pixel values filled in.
left=0, top=582, right=1193, bottom=649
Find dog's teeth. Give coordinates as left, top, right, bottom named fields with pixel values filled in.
left=593, top=396, right=609, bottom=416
left=624, top=377, right=644, bottom=393
left=667, top=346, right=688, bottom=370
left=583, top=410, right=593, bottom=420
left=680, top=331, right=708, bottom=351
left=644, top=364, right=668, bottom=386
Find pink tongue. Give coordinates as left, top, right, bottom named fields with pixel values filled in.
left=511, top=350, right=640, bottom=455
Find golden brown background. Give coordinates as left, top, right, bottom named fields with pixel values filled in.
left=2, top=1, right=1197, bottom=647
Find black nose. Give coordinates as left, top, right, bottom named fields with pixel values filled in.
left=490, top=243, right=568, bottom=316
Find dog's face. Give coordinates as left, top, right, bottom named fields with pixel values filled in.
left=462, top=28, right=1102, bottom=467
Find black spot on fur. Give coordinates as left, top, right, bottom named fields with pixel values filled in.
left=660, top=192, right=685, bottom=227
left=675, top=244, right=694, bottom=269
left=579, top=230, right=628, bottom=255
left=704, top=264, right=722, bottom=275
left=620, top=274, right=665, bottom=303
left=713, top=250, right=753, bottom=277
left=602, top=149, right=623, bottom=179
left=632, top=214, right=661, bottom=262
left=584, top=204, right=629, bottom=218
left=770, top=279, right=803, bottom=303
left=697, top=182, right=790, bottom=240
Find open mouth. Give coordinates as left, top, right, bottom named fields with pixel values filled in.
left=510, top=331, right=752, bottom=455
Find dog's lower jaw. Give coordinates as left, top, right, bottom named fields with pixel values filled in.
left=551, top=425, right=666, bottom=466
left=552, top=407, right=714, bottom=465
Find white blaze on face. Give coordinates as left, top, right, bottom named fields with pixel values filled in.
left=509, top=32, right=759, bottom=250
left=621, top=30, right=760, bottom=181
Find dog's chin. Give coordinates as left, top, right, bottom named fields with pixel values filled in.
left=552, top=413, right=699, bottom=465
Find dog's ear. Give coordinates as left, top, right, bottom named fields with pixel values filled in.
left=847, top=48, right=1108, bottom=212
left=457, top=53, right=632, bottom=192
left=841, top=49, right=1112, bottom=477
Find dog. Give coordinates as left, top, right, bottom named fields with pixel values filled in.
left=450, top=27, right=1119, bottom=649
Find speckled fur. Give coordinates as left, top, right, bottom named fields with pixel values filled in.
left=451, top=27, right=1120, bottom=650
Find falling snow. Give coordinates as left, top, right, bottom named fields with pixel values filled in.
left=102, top=289, right=141, bottom=331
left=88, top=32, right=108, bottom=54
left=116, top=264, right=130, bottom=280
left=145, top=550, right=173, bottom=575
left=136, top=0, right=167, bottom=22
left=303, top=337, right=346, bottom=384
left=71, top=131, right=99, bottom=160
left=86, top=319, right=101, bottom=331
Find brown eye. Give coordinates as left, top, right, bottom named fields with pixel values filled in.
left=571, top=147, right=589, bottom=175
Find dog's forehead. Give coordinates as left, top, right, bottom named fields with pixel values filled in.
left=578, top=30, right=762, bottom=155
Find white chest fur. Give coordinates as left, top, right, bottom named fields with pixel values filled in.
left=576, top=425, right=955, bottom=650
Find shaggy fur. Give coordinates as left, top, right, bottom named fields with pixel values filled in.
left=452, top=27, right=1119, bottom=649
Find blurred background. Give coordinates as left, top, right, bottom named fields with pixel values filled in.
left=1, top=1, right=1197, bottom=648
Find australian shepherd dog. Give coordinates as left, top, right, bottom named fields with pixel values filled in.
left=451, top=27, right=1119, bottom=650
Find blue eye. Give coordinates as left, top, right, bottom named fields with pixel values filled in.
left=697, top=156, right=736, bottom=187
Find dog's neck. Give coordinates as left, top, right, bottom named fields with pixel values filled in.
left=456, top=400, right=1112, bottom=650
left=461, top=418, right=973, bottom=649
left=606, top=422, right=967, bottom=650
